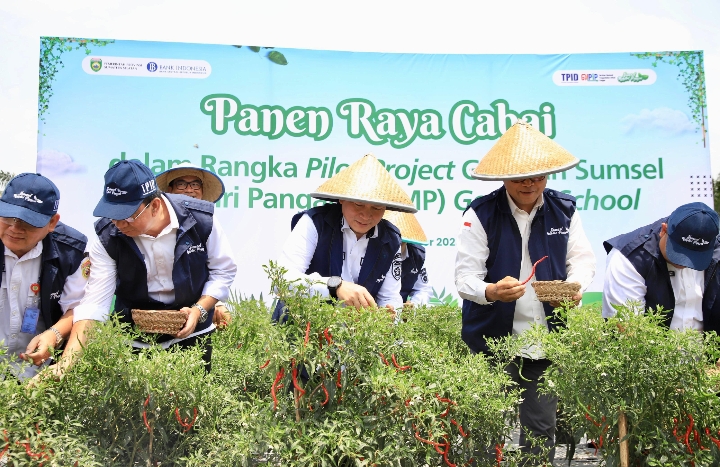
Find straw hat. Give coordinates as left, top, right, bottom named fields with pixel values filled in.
left=311, top=154, right=417, bottom=213
left=472, top=120, right=579, bottom=180
left=383, top=210, right=428, bottom=245
left=156, top=162, right=225, bottom=203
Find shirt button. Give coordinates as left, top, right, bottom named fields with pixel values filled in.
left=11, top=286, right=17, bottom=291
left=11, top=311, right=17, bottom=317
left=11, top=334, right=16, bottom=339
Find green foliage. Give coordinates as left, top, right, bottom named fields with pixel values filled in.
left=714, top=174, right=720, bottom=214
left=633, top=51, right=707, bottom=145
left=509, top=302, right=720, bottom=466
left=428, top=287, right=460, bottom=307
left=38, top=37, right=114, bottom=120
left=0, top=171, right=15, bottom=196
left=233, top=45, right=289, bottom=66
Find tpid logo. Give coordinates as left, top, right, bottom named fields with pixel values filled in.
left=147, top=62, right=158, bottom=72
left=560, top=73, right=579, bottom=82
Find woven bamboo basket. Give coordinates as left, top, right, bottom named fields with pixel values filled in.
left=531, top=281, right=581, bottom=302
left=131, top=309, right=187, bottom=335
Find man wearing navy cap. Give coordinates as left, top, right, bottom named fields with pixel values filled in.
left=603, top=202, right=720, bottom=332
left=63, top=160, right=236, bottom=372
left=0, top=173, right=87, bottom=379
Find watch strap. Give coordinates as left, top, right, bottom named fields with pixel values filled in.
left=48, top=327, right=63, bottom=346
left=192, top=303, right=209, bottom=323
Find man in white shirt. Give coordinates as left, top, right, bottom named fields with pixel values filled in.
left=63, top=160, right=236, bottom=373
left=455, top=121, right=596, bottom=465
left=0, top=173, right=87, bottom=379
left=603, top=202, right=720, bottom=333
left=273, top=154, right=416, bottom=321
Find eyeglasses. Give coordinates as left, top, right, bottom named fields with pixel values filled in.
left=0, top=217, right=43, bottom=231
left=509, top=176, right=546, bottom=184
left=172, top=180, right=203, bottom=190
left=114, top=202, right=151, bottom=224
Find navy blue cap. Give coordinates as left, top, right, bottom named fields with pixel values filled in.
left=0, top=173, right=60, bottom=227
left=665, top=202, right=720, bottom=270
left=93, top=160, right=158, bottom=220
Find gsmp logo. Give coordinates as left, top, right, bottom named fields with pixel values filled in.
left=682, top=235, right=710, bottom=246
left=90, top=58, right=102, bottom=72
left=13, top=191, right=43, bottom=203
left=106, top=187, right=128, bottom=197
left=147, top=62, right=158, bottom=72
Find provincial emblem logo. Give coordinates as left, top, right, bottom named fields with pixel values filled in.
left=90, top=58, right=103, bottom=72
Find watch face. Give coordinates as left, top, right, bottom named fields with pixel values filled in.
left=327, top=276, right=341, bottom=288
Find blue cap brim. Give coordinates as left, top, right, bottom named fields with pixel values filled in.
left=93, top=197, right=143, bottom=220
left=0, top=200, right=52, bottom=227
left=665, top=235, right=716, bottom=270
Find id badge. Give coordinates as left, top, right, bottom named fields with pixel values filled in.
left=21, top=306, right=40, bottom=334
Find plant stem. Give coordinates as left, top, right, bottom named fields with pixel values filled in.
left=618, top=410, right=629, bottom=467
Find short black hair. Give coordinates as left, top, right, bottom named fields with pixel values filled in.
left=142, top=191, right=162, bottom=206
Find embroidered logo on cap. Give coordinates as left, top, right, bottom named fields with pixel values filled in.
left=140, top=180, right=157, bottom=196
left=682, top=234, right=709, bottom=246
left=13, top=191, right=43, bottom=203
left=106, top=187, right=128, bottom=196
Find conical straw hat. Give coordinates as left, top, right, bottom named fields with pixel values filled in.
left=311, top=154, right=417, bottom=213
left=472, top=120, right=579, bottom=180
left=383, top=210, right=428, bottom=245
left=157, top=162, right=225, bottom=203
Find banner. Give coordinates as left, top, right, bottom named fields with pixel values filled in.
left=37, top=39, right=710, bottom=305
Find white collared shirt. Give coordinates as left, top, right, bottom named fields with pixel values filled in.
left=455, top=191, right=596, bottom=336
left=278, top=213, right=403, bottom=309
left=401, top=245, right=434, bottom=306
left=73, top=195, right=237, bottom=348
left=1, top=241, right=87, bottom=379
left=602, top=248, right=704, bottom=331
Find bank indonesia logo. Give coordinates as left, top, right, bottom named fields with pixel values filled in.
left=147, top=62, right=158, bottom=72
left=90, top=58, right=102, bottom=72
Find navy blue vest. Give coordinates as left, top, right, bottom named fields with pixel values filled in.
left=95, top=194, right=215, bottom=340
left=461, top=187, right=576, bottom=354
left=400, top=244, right=427, bottom=302
left=272, top=203, right=402, bottom=321
left=1, top=222, right=87, bottom=332
left=603, top=218, right=720, bottom=333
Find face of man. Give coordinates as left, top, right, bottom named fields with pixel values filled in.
left=339, top=200, right=386, bottom=238
left=111, top=199, right=160, bottom=237
left=169, top=176, right=204, bottom=200
left=0, top=214, right=60, bottom=258
left=503, top=176, right=547, bottom=213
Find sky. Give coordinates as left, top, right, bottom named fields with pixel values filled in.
left=1, top=0, right=720, bottom=175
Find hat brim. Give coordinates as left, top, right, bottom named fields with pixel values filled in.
left=156, top=167, right=225, bottom=203
left=93, top=197, right=144, bottom=220
left=471, top=159, right=580, bottom=181
left=0, top=200, right=52, bottom=227
left=665, top=235, right=716, bottom=270
left=310, top=193, right=418, bottom=213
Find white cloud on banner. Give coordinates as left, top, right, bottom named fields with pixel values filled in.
left=37, top=149, right=87, bottom=175
left=620, top=108, right=696, bottom=135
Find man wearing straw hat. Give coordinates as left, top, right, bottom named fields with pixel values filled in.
left=0, top=173, right=87, bottom=380
left=455, top=120, right=596, bottom=464
left=157, top=162, right=232, bottom=328
left=61, top=160, right=236, bottom=373
left=603, top=202, right=720, bottom=332
left=382, top=210, right=434, bottom=307
left=273, top=154, right=416, bottom=320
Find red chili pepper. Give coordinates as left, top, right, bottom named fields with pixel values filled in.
left=414, top=430, right=444, bottom=447
left=451, top=419, right=468, bottom=437
left=336, top=369, right=342, bottom=388
left=321, top=383, right=330, bottom=406
left=673, top=417, right=682, bottom=442
left=271, top=367, right=285, bottom=410
left=259, top=359, right=271, bottom=369
left=436, top=394, right=458, bottom=405
left=292, top=361, right=306, bottom=398
left=324, top=328, right=333, bottom=345
left=174, top=407, right=198, bottom=432
left=391, top=354, right=411, bottom=371
left=686, top=413, right=694, bottom=455
left=520, top=255, right=548, bottom=285
left=443, top=440, right=456, bottom=467
left=304, top=322, right=311, bottom=346
left=439, top=407, right=450, bottom=417
left=705, top=427, right=720, bottom=449
left=143, top=394, right=152, bottom=433
left=694, top=428, right=706, bottom=450
left=434, top=440, right=447, bottom=455
left=0, top=430, right=9, bottom=459
left=379, top=352, right=389, bottom=366
left=495, top=443, right=504, bottom=466
left=16, top=441, right=50, bottom=461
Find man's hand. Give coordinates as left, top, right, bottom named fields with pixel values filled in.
left=213, top=304, right=231, bottom=329
left=485, top=276, right=525, bottom=303
left=176, top=307, right=200, bottom=339
left=336, top=282, right=377, bottom=309
left=20, top=331, right=56, bottom=366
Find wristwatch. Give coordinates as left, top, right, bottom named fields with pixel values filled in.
left=48, top=327, right=64, bottom=346
left=327, top=276, right=342, bottom=299
left=192, top=303, right=208, bottom=323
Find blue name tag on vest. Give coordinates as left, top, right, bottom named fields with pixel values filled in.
left=21, top=306, right=40, bottom=334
